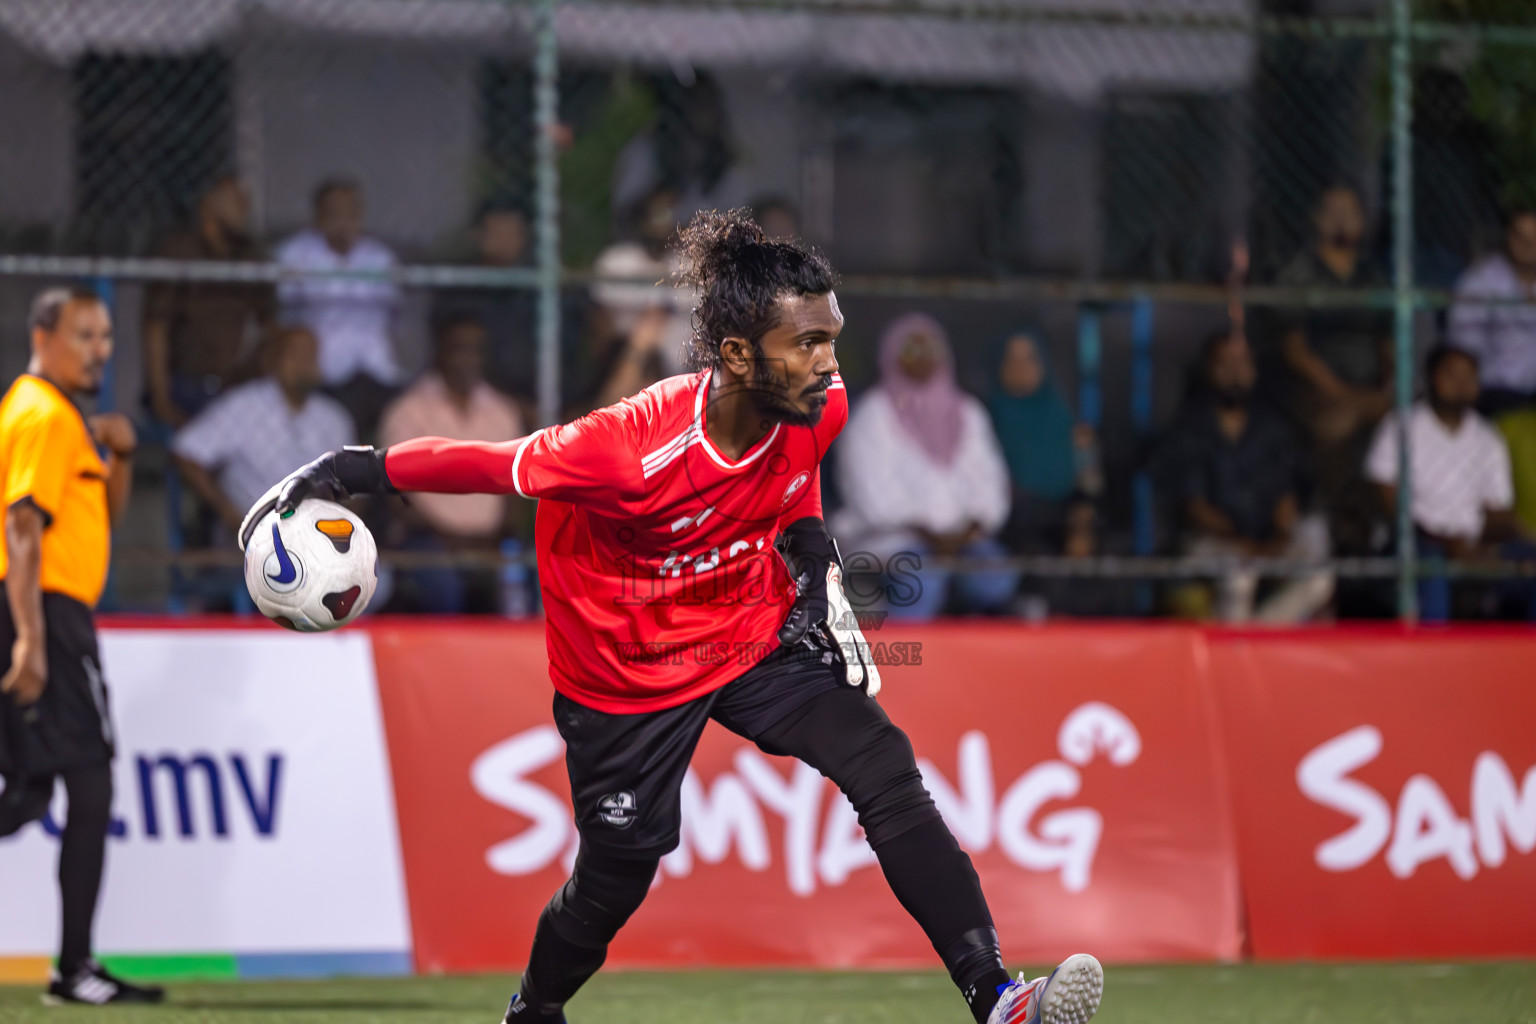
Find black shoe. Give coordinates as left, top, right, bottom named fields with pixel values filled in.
left=44, top=960, right=165, bottom=1005
left=0, top=776, right=53, bottom=838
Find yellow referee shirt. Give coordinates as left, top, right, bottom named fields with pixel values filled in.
left=0, top=375, right=110, bottom=609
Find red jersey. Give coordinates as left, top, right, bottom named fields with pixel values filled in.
left=389, top=371, right=847, bottom=713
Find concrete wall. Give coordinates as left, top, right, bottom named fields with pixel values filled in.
left=238, top=35, right=479, bottom=253
left=0, top=35, right=73, bottom=242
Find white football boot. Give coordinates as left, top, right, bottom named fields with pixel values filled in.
left=986, top=953, right=1103, bottom=1024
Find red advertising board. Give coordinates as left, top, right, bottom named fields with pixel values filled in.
left=370, top=621, right=1242, bottom=973
left=1207, top=629, right=1536, bottom=958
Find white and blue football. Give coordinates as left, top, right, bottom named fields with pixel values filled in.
left=242, top=496, right=377, bottom=631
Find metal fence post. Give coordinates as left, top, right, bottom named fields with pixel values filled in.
left=534, top=0, right=562, bottom=428
left=1390, top=0, right=1417, bottom=623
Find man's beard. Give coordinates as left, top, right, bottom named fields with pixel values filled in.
left=749, top=362, right=827, bottom=428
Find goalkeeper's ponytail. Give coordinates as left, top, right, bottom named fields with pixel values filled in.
left=673, top=208, right=836, bottom=369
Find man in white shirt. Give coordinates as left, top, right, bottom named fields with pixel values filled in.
left=1448, top=208, right=1536, bottom=415
left=276, top=177, right=400, bottom=435
left=1365, top=344, right=1532, bottom=620
left=173, top=326, right=356, bottom=540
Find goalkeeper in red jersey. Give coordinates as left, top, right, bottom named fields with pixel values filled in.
left=243, top=210, right=1103, bottom=1024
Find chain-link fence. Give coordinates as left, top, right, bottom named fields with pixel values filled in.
left=2, top=0, right=1536, bottom=621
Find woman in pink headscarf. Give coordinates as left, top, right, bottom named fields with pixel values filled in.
left=831, top=312, right=1018, bottom=620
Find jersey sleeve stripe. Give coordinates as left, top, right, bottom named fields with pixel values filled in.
left=643, top=426, right=701, bottom=479
left=510, top=427, right=546, bottom=499
left=642, top=426, right=696, bottom=469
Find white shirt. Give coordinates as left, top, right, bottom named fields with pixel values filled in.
left=1448, top=253, right=1536, bottom=394
left=833, top=388, right=1011, bottom=541
left=173, top=378, right=357, bottom=513
left=276, top=228, right=401, bottom=385
left=1365, top=401, right=1513, bottom=541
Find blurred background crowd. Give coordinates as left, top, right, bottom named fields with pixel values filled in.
left=2, top=0, right=1536, bottom=624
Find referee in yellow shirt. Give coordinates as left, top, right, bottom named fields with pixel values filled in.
left=0, top=288, right=162, bottom=1005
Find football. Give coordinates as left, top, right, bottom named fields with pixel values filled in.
left=242, top=497, right=378, bottom=631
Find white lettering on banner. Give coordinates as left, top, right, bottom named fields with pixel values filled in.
left=919, top=731, right=995, bottom=851
left=733, top=751, right=826, bottom=897
left=997, top=762, right=1102, bottom=893
left=0, top=631, right=411, bottom=957
left=474, top=703, right=1142, bottom=896
left=1298, top=727, right=1536, bottom=880
left=473, top=727, right=573, bottom=875
left=1297, top=726, right=1394, bottom=871
left=1057, top=702, right=1142, bottom=767
left=1473, top=752, right=1536, bottom=868
left=662, top=770, right=771, bottom=878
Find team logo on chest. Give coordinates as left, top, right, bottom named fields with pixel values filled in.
left=781, top=470, right=811, bottom=507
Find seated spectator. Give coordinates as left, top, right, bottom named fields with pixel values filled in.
left=433, top=203, right=538, bottom=410
left=1448, top=207, right=1536, bottom=416
left=570, top=243, right=673, bottom=416
left=987, top=326, right=1083, bottom=554
left=143, top=174, right=273, bottom=427
left=173, top=326, right=355, bottom=542
left=569, top=189, right=694, bottom=415
left=1271, top=183, right=1393, bottom=553
left=276, top=176, right=400, bottom=436
left=1166, top=331, right=1333, bottom=624
left=750, top=196, right=800, bottom=241
left=832, top=313, right=1017, bottom=621
left=1366, top=344, right=1535, bottom=621
left=378, top=315, right=526, bottom=614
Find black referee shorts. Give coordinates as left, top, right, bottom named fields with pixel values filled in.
left=555, top=639, right=848, bottom=857
left=0, top=589, right=114, bottom=778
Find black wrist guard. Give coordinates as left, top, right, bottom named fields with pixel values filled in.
left=334, top=446, right=396, bottom=495
left=779, top=516, right=834, bottom=581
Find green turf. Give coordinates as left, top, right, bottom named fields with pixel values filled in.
left=1, top=964, right=1533, bottom=1023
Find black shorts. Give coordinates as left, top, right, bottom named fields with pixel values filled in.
left=0, top=589, right=114, bottom=778
left=556, top=640, right=844, bottom=857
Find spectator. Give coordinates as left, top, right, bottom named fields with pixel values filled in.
left=570, top=188, right=692, bottom=414
left=378, top=315, right=526, bottom=614
left=1365, top=344, right=1534, bottom=621
left=751, top=196, right=801, bottom=241
left=986, top=327, right=1082, bottom=554
left=173, top=326, right=355, bottom=542
left=276, top=177, right=400, bottom=436
left=1448, top=207, right=1536, bottom=416
left=832, top=313, right=1017, bottom=621
left=433, top=203, right=539, bottom=411
left=1167, top=331, right=1333, bottom=624
left=1272, top=183, right=1394, bottom=553
left=143, top=174, right=273, bottom=427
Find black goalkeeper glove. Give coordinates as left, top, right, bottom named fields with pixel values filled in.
left=776, top=518, right=881, bottom=695
left=238, top=445, right=393, bottom=552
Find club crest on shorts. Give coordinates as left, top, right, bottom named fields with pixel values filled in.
left=597, top=791, right=638, bottom=828
left=781, top=470, right=811, bottom=507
